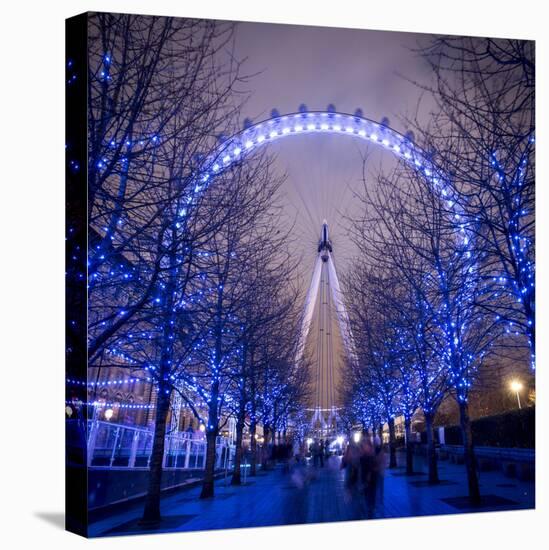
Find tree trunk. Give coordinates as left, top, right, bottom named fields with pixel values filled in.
left=200, top=430, right=218, bottom=499
left=262, top=425, right=270, bottom=469
left=458, top=400, right=481, bottom=505
left=250, top=420, right=257, bottom=476
left=404, top=416, right=414, bottom=475
left=231, top=411, right=245, bottom=485
left=140, top=241, right=178, bottom=524
left=200, top=384, right=220, bottom=499
left=425, top=412, right=439, bottom=484
left=140, top=387, right=170, bottom=525
left=388, top=417, right=397, bottom=469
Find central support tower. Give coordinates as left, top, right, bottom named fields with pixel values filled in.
left=296, top=221, right=354, bottom=437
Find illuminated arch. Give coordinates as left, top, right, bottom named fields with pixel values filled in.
left=194, top=109, right=466, bottom=242
left=196, top=110, right=446, bottom=197
left=189, top=109, right=467, bottom=366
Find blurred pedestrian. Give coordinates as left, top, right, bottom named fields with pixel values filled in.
left=319, top=439, right=325, bottom=467
left=374, top=431, right=382, bottom=451
left=366, top=439, right=386, bottom=516
left=312, top=439, right=320, bottom=467
left=359, top=436, right=375, bottom=491
left=341, top=439, right=360, bottom=493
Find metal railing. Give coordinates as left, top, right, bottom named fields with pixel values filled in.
left=440, top=444, right=535, bottom=463
left=86, top=420, right=234, bottom=470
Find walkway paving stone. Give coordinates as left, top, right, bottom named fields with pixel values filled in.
left=89, top=453, right=535, bottom=537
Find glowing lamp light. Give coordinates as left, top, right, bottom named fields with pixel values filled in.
left=104, top=408, right=114, bottom=420
left=336, top=435, right=344, bottom=445
left=510, top=380, right=523, bottom=393
left=353, top=432, right=361, bottom=443
left=510, top=379, right=524, bottom=409
left=199, top=423, right=206, bottom=432
left=306, top=438, right=313, bottom=446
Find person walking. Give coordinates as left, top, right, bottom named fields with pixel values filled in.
left=341, top=439, right=360, bottom=493
left=366, top=439, right=386, bottom=517
left=312, top=439, right=320, bottom=468
left=319, top=439, right=325, bottom=467
left=359, top=437, right=375, bottom=504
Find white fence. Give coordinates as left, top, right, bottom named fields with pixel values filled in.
left=87, top=420, right=234, bottom=471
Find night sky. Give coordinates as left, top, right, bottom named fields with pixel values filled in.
left=233, top=21, right=436, bottom=277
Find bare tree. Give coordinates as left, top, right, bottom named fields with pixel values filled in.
left=87, top=14, right=244, bottom=362
left=412, top=36, right=535, bottom=367
left=84, top=13, right=262, bottom=524
left=348, top=161, right=501, bottom=503
left=168, top=153, right=286, bottom=498
left=228, top=257, right=302, bottom=485
left=344, top=264, right=402, bottom=469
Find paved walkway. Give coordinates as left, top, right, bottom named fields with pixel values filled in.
left=89, top=453, right=535, bottom=537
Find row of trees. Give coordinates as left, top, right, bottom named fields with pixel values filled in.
left=341, top=37, right=534, bottom=505
left=84, top=13, right=309, bottom=524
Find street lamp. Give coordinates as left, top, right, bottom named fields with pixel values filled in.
left=352, top=432, right=361, bottom=443
left=104, top=408, right=114, bottom=420
left=510, top=380, right=523, bottom=409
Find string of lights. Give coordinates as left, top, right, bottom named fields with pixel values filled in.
left=66, top=399, right=155, bottom=410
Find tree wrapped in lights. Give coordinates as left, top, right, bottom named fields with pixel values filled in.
left=224, top=217, right=301, bottom=485
left=267, top=335, right=312, bottom=448
left=400, top=284, right=448, bottom=483
left=415, top=37, right=535, bottom=368
left=255, top=350, right=310, bottom=469
left=87, top=13, right=243, bottom=363
left=344, top=266, right=403, bottom=469
left=393, top=327, right=422, bottom=475
left=351, top=159, right=502, bottom=503
left=392, top=279, right=448, bottom=480
left=84, top=13, right=257, bottom=524
left=177, top=153, right=287, bottom=499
